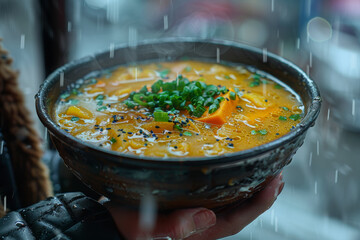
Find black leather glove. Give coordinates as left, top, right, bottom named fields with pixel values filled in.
left=0, top=192, right=125, bottom=240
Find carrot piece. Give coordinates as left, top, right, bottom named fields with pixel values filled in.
left=197, top=90, right=239, bottom=125
left=66, top=106, right=93, bottom=119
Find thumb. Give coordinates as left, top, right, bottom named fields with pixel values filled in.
left=105, top=202, right=216, bottom=240
left=152, top=208, right=216, bottom=239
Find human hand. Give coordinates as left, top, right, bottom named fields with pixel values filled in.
left=105, top=173, right=284, bottom=240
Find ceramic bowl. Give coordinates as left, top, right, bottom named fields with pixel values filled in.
left=36, top=38, right=321, bottom=210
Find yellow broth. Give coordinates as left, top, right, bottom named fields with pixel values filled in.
left=55, top=61, right=303, bottom=158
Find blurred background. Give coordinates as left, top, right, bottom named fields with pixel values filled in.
left=0, top=0, right=359, bottom=239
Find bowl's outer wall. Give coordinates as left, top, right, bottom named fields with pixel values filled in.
left=36, top=39, right=320, bottom=209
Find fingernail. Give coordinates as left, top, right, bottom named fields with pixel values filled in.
left=192, top=209, right=216, bottom=231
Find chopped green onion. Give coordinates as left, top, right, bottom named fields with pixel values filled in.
left=274, top=84, right=283, bottom=89
left=259, top=129, right=268, bottom=135
left=183, top=131, right=192, bottom=136
left=96, top=94, right=105, bottom=100
left=219, top=86, right=227, bottom=94
left=251, top=130, right=257, bottom=135
left=187, top=104, right=195, bottom=113
left=139, top=85, right=148, bottom=94
left=208, top=104, right=219, bottom=114
left=97, top=106, right=107, bottom=111
left=224, top=75, right=231, bottom=79
left=289, top=114, right=301, bottom=121
left=151, top=80, right=163, bottom=93
left=174, top=124, right=183, bottom=131
left=204, top=97, right=214, bottom=107
left=133, top=94, right=148, bottom=106
left=154, top=111, right=169, bottom=122
left=249, top=80, right=260, bottom=87
left=279, top=116, right=287, bottom=121
left=185, top=66, right=191, bottom=72
left=282, top=106, right=289, bottom=111
left=71, top=89, right=79, bottom=95
left=110, top=137, right=117, bottom=144
left=229, top=91, right=236, bottom=100
left=68, top=99, right=79, bottom=105
left=124, top=100, right=137, bottom=109
left=158, top=69, right=170, bottom=79
left=97, top=100, right=103, bottom=106
left=71, top=117, right=80, bottom=122
left=192, top=106, right=206, bottom=117
left=60, top=93, right=70, bottom=99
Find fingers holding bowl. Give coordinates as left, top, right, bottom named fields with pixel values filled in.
left=105, top=173, right=284, bottom=240
left=186, top=173, right=284, bottom=240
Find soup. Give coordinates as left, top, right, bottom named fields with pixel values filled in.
left=55, top=60, right=303, bottom=157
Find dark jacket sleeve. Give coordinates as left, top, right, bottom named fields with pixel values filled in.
left=0, top=192, right=125, bottom=240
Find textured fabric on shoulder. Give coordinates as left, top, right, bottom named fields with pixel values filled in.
left=0, top=192, right=124, bottom=240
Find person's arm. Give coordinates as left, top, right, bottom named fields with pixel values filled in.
left=0, top=192, right=124, bottom=240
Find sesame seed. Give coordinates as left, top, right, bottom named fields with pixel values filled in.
left=106, top=127, right=111, bottom=130
left=228, top=143, right=234, bottom=147
left=123, top=140, right=127, bottom=142
left=128, top=132, right=133, bottom=134
left=180, top=133, right=183, bottom=136
left=155, top=126, right=160, bottom=128
left=174, top=146, right=178, bottom=149
left=276, top=133, right=279, bottom=135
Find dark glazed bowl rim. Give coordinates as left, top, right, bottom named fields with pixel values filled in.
left=36, top=38, right=321, bottom=167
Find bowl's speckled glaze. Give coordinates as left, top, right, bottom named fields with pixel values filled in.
left=36, top=38, right=321, bottom=210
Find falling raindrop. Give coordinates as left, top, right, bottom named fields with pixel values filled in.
left=216, top=48, right=220, bottom=63
left=67, top=21, right=72, bottom=32
left=278, top=41, right=284, bottom=56
left=314, top=181, right=318, bottom=195
left=44, top=128, right=48, bottom=142
left=109, top=43, right=115, bottom=58
left=335, top=169, right=338, bottom=184
left=128, top=27, right=138, bottom=48
left=163, top=15, right=168, bottom=30
left=316, top=140, right=319, bottom=155
left=3, top=196, right=6, bottom=213
left=306, top=0, right=312, bottom=17
left=139, top=191, right=157, bottom=234
left=0, top=141, right=4, bottom=155
left=296, top=38, right=301, bottom=49
left=352, top=99, right=356, bottom=116
left=20, top=34, right=25, bottom=49
left=309, top=151, right=313, bottom=166
left=271, top=0, right=275, bottom=12
left=263, top=48, right=268, bottom=63
left=327, top=108, right=331, bottom=121
left=309, top=52, right=312, bottom=67
left=274, top=216, right=278, bottom=232
left=306, top=65, right=310, bottom=76
left=60, top=71, right=64, bottom=87
left=270, top=209, right=275, bottom=225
